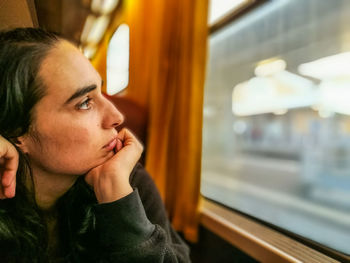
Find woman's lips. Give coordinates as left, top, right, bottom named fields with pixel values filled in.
left=103, top=138, right=123, bottom=152
left=103, top=138, right=117, bottom=151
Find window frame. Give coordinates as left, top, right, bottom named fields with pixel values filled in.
left=200, top=198, right=349, bottom=262
left=209, top=0, right=266, bottom=34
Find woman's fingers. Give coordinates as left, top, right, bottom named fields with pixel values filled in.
left=1, top=157, right=18, bottom=186
left=115, top=138, right=123, bottom=152
left=1, top=168, right=17, bottom=198
left=0, top=135, right=19, bottom=199
left=115, top=128, right=143, bottom=157
left=101, top=128, right=143, bottom=173
left=1, top=172, right=16, bottom=198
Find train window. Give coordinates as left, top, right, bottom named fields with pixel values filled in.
left=208, top=0, right=253, bottom=25
left=106, top=23, right=129, bottom=95
left=202, top=0, right=350, bottom=256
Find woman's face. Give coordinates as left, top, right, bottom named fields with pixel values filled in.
left=21, top=40, right=124, bottom=176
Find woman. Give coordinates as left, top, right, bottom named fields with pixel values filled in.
left=0, top=28, right=190, bottom=262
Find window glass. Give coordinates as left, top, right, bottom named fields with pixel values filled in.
left=202, top=0, right=350, bottom=255
left=106, top=23, right=129, bottom=95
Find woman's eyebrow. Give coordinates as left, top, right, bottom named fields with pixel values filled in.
left=64, top=84, right=97, bottom=104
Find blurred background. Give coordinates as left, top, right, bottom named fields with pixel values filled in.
left=1, top=0, right=349, bottom=262
left=202, top=0, right=350, bottom=257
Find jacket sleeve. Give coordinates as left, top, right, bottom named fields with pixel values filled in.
left=92, top=164, right=191, bottom=262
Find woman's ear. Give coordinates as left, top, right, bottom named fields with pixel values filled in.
left=13, top=136, right=29, bottom=153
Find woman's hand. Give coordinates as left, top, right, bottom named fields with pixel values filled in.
left=0, top=135, right=18, bottom=199
left=85, top=128, right=143, bottom=204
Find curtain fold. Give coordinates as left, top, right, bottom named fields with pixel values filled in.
left=92, top=0, right=208, bottom=242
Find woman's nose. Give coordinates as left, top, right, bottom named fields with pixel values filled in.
left=102, top=98, right=125, bottom=129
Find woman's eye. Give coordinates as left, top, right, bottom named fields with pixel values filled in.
left=76, top=98, right=92, bottom=110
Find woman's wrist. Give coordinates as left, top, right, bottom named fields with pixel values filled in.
left=94, top=176, right=133, bottom=204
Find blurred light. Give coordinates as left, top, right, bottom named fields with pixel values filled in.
left=255, top=59, right=287, bottom=77
left=274, top=109, right=288, bottom=115
left=319, top=78, right=350, bottom=116
left=107, top=24, right=129, bottom=95
left=83, top=45, right=97, bottom=59
left=208, top=0, right=252, bottom=25
left=83, top=15, right=110, bottom=44
left=318, top=108, right=333, bottom=118
left=311, top=105, right=320, bottom=111
left=298, top=52, right=350, bottom=80
left=80, top=15, right=96, bottom=43
left=232, top=71, right=316, bottom=116
left=91, top=0, right=119, bottom=14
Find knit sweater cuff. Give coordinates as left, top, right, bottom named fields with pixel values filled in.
left=93, top=189, right=155, bottom=250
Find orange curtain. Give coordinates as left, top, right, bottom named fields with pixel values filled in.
left=92, top=0, right=208, bottom=242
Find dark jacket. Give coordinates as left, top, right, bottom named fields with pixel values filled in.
left=83, top=164, right=190, bottom=262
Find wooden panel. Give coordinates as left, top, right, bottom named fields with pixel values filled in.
left=200, top=199, right=346, bottom=263
left=34, top=0, right=62, bottom=33
left=0, top=0, right=35, bottom=30
left=61, top=0, right=90, bottom=44
left=35, top=0, right=89, bottom=44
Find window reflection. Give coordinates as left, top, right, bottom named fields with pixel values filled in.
left=202, top=0, right=350, bottom=255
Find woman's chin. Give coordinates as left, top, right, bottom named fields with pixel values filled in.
left=97, top=151, right=115, bottom=164
left=79, top=152, right=115, bottom=174
left=106, top=150, right=116, bottom=159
